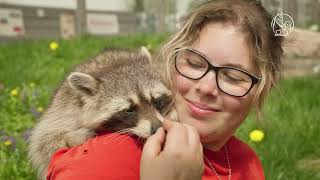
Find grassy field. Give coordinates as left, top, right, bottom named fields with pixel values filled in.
left=0, top=34, right=319, bottom=180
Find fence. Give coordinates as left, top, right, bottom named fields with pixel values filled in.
left=0, top=3, right=141, bottom=41
left=1, top=0, right=319, bottom=42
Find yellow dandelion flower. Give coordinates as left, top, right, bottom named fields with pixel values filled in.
left=29, top=82, right=36, bottom=88
left=37, top=107, right=44, bottom=112
left=10, top=88, right=19, bottom=96
left=49, top=41, right=59, bottom=51
left=4, top=140, right=12, bottom=146
left=249, top=129, right=264, bottom=142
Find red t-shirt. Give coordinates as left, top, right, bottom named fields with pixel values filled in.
left=47, top=132, right=264, bottom=180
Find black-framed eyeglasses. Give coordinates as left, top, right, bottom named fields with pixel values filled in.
left=174, top=48, right=261, bottom=97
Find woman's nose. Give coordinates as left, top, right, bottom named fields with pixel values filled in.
left=196, top=71, right=219, bottom=96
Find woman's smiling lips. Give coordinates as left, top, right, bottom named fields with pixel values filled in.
left=185, top=99, right=220, bottom=117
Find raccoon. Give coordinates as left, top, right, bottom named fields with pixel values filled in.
left=28, top=47, right=177, bottom=179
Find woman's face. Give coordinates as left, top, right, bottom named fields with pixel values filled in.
left=173, top=23, right=257, bottom=150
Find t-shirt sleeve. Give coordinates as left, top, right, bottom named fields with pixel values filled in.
left=47, top=133, right=142, bottom=180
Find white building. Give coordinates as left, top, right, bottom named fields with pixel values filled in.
left=0, top=0, right=194, bottom=40
left=0, top=0, right=135, bottom=11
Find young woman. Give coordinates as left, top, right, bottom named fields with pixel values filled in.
left=47, top=0, right=283, bottom=179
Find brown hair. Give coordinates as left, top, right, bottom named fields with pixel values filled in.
left=160, top=0, right=284, bottom=120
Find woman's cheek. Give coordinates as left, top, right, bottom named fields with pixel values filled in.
left=173, top=73, right=191, bottom=95
left=224, top=96, right=252, bottom=123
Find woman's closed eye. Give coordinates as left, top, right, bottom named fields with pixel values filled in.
left=227, top=74, right=245, bottom=81
left=221, top=71, right=248, bottom=83
left=185, top=58, right=206, bottom=69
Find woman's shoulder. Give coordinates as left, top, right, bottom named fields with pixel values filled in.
left=47, top=132, right=142, bottom=180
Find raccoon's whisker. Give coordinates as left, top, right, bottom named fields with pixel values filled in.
left=116, top=129, right=135, bottom=137
left=164, top=99, right=175, bottom=115
left=161, top=98, right=175, bottom=117
left=114, top=129, right=130, bottom=135
left=109, top=129, right=135, bottom=144
left=104, top=134, right=129, bottom=144
left=136, top=136, right=142, bottom=145
left=102, top=133, right=122, bottom=143
left=117, top=132, right=135, bottom=145
left=137, top=136, right=146, bottom=146
left=117, top=130, right=134, bottom=137
left=102, top=129, right=132, bottom=143
left=103, top=130, right=126, bottom=141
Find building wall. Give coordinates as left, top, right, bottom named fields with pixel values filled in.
left=0, top=0, right=135, bottom=11
left=0, top=4, right=72, bottom=41
left=86, top=0, right=134, bottom=12
left=0, top=0, right=75, bottom=9
left=0, top=3, right=139, bottom=41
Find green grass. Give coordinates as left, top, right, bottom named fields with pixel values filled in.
left=237, top=76, right=320, bottom=179
left=0, top=34, right=319, bottom=179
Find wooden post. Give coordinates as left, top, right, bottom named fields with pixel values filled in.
left=76, top=0, right=86, bottom=36
left=156, top=0, right=167, bottom=33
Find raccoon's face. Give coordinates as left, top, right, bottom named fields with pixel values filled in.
left=65, top=48, right=176, bottom=138
left=96, top=82, right=175, bottom=138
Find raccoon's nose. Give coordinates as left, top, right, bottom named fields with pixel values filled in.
left=151, top=120, right=162, bottom=135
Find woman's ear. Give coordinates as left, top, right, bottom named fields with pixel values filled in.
left=67, top=72, right=99, bottom=96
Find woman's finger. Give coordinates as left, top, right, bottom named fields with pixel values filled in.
left=162, top=119, right=189, bottom=151
left=183, top=124, right=201, bottom=148
left=141, top=127, right=165, bottom=158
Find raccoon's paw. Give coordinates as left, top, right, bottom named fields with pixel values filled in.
left=64, top=128, right=96, bottom=147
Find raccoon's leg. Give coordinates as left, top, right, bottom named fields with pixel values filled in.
left=30, top=129, right=94, bottom=179
left=63, top=128, right=96, bottom=147
left=28, top=131, right=69, bottom=180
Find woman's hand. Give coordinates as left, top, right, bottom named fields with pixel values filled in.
left=140, top=119, right=204, bottom=180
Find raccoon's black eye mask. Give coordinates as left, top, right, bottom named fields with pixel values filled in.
left=124, top=104, right=138, bottom=114
left=152, top=95, right=173, bottom=114
left=99, top=104, right=138, bottom=132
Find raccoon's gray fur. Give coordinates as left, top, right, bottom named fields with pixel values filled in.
left=28, top=47, right=176, bottom=179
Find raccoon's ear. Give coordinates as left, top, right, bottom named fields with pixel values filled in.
left=140, top=46, right=152, bottom=62
left=67, top=72, right=98, bottom=96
